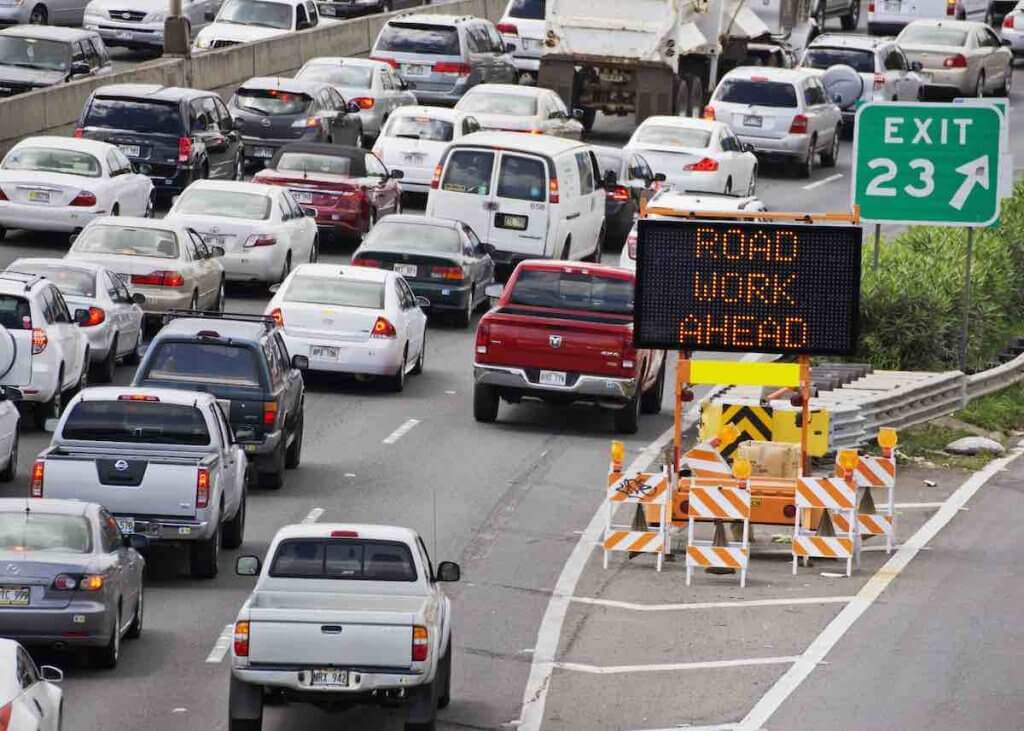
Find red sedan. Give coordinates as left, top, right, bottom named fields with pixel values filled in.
left=253, top=142, right=402, bottom=241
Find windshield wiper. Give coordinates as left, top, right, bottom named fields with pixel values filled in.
left=396, top=133, right=421, bottom=140
left=235, top=103, right=267, bottom=115
left=242, top=21, right=287, bottom=29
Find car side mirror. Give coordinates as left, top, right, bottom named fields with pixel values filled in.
left=124, top=533, right=148, bottom=551
left=436, top=561, right=460, bottom=582
left=484, top=283, right=504, bottom=299
left=39, top=666, right=63, bottom=684
left=390, top=168, right=404, bottom=180
left=1003, top=38, right=1012, bottom=46
left=204, top=9, right=216, bottom=21
left=572, top=108, right=585, bottom=120
left=132, top=292, right=146, bottom=305
left=415, top=295, right=431, bottom=310
left=654, top=172, right=667, bottom=182
left=210, top=245, right=225, bottom=257
left=910, top=60, right=923, bottom=72
left=43, top=418, right=59, bottom=433
left=69, top=61, right=91, bottom=78
left=292, top=354, right=309, bottom=369
left=236, top=555, right=261, bottom=576
left=74, top=308, right=91, bottom=325
left=302, top=206, right=317, bottom=217
left=347, top=100, right=361, bottom=114
left=268, top=283, right=281, bottom=293
left=603, top=169, right=618, bottom=187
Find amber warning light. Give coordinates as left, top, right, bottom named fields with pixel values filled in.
left=633, top=219, right=862, bottom=356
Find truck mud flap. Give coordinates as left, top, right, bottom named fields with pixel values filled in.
left=635, top=67, right=675, bottom=122
left=538, top=59, right=576, bottom=111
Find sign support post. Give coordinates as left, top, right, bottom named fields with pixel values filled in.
left=799, top=355, right=811, bottom=475
left=958, top=227, right=975, bottom=376
left=872, top=224, right=881, bottom=271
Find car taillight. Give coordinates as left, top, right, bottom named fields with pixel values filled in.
left=270, top=307, right=284, bottom=327
left=607, top=185, right=629, bottom=201
left=178, top=136, right=192, bottom=164
left=431, top=163, right=443, bottom=189
left=263, top=401, right=278, bottom=428
left=412, top=625, right=429, bottom=662
left=627, top=230, right=638, bottom=260
left=946, top=0, right=956, bottom=14
left=234, top=621, right=250, bottom=657
left=30, top=460, right=44, bottom=497
left=548, top=175, right=559, bottom=203
left=621, top=335, right=637, bottom=371
left=196, top=467, right=210, bottom=509
left=1004, top=13, right=1015, bottom=26
left=0, top=190, right=6, bottom=202
left=369, top=55, right=399, bottom=68
left=475, top=320, right=490, bottom=355
left=291, top=117, right=321, bottom=129
left=52, top=573, right=100, bottom=590
left=371, top=316, right=397, bottom=339
left=73, top=128, right=85, bottom=139
left=433, top=62, right=471, bottom=76
left=118, top=394, right=159, bottom=401
left=873, top=73, right=885, bottom=90
left=496, top=22, right=518, bottom=34
left=789, top=114, right=809, bottom=134
left=703, top=105, right=716, bottom=120
left=351, top=97, right=375, bottom=110
left=131, top=271, right=185, bottom=287
left=351, top=257, right=381, bottom=268
left=244, top=234, right=277, bottom=248
left=430, top=266, right=464, bottom=281
left=70, top=191, right=97, bottom=207
left=684, top=157, right=719, bottom=172
left=52, top=574, right=78, bottom=591
left=31, top=328, right=47, bottom=355
left=868, top=0, right=874, bottom=10
left=944, top=54, right=967, bottom=68
left=81, top=307, right=105, bottom=327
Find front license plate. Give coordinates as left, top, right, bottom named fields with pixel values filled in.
left=743, top=115, right=762, bottom=127
left=394, top=263, right=417, bottom=277
left=27, top=190, right=50, bottom=203
left=311, top=345, right=340, bottom=360
left=292, top=191, right=313, bottom=204
left=309, top=669, right=348, bottom=687
left=404, top=64, right=429, bottom=77
left=118, top=144, right=141, bottom=157
left=116, top=30, right=134, bottom=40
left=539, top=370, right=566, bottom=387
left=0, top=586, right=29, bottom=607
left=496, top=213, right=527, bottom=230
left=253, top=147, right=274, bottom=159
left=116, top=517, right=135, bottom=534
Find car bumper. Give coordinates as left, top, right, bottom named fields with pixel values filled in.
left=406, top=280, right=472, bottom=312
left=399, top=179, right=431, bottom=194
left=19, top=354, right=63, bottom=403
left=0, top=202, right=108, bottom=233
left=919, top=73, right=971, bottom=100
left=221, top=250, right=283, bottom=283
left=84, top=19, right=164, bottom=48
left=308, top=206, right=364, bottom=235
left=82, top=322, right=115, bottom=361
left=409, top=86, right=469, bottom=107
left=116, top=514, right=214, bottom=543
left=281, top=332, right=404, bottom=375
left=1001, top=28, right=1024, bottom=53
left=233, top=665, right=429, bottom=693
left=243, top=136, right=316, bottom=167
left=0, top=601, right=114, bottom=647
left=130, top=286, right=195, bottom=314
left=738, top=133, right=809, bottom=160
left=663, top=169, right=730, bottom=193
left=474, top=363, right=638, bottom=405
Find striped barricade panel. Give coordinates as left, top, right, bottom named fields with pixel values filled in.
left=603, top=530, right=665, bottom=554
left=686, top=545, right=749, bottom=570
left=795, top=477, right=856, bottom=511
left=852, top=456, right=896, bottom=488
left=607, top=472, right=670, bottom=505
left=832, top=512, right=894, bottom=537
left=683, top=442, right=733, bottom=480
left=688, top=485, right=751, bottom=521
left=792, top=536, right=855, bottom=559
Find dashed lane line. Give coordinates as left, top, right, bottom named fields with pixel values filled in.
left=205, top=624, right=234, bottom=664
left=383, top=418, right=421, bottom=444
left=554, top=656, right=799, bottom=675
left=302, top=507, right=325, bottom=524
left=802, top=173, right=843, bottom=191
left=569, top=595, right=855, bottom=612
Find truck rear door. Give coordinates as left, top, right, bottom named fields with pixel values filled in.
left=429, top=147, right=495, bottom=243
left=547, top=0, right=677, bottom=61
left=489, top=151, right=550, bottom=257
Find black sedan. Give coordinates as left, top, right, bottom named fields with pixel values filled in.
left=592, top=145, right=664, bottom=251
left=352, top=214, right=495, bottom=327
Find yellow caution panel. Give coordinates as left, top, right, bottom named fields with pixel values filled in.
left=773, top=408, right=829, bottom=457
left=699, top=400, right=831, bottom=456
left=719, top=404, right=773, bottom=458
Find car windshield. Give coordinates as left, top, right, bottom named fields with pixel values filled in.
left=362, top=221, right=461, bottom=253
left=73, top=226, right=179, bottom=259
left=633, top=125, right=711, bottom=148
left=217, top=0, right=293, bottom=29
left=0, top=296, right=30, bottom=330
left=84, top=98, right=185, bottom=135
left=173, top=190, right=271, bottom=220
left=385, top=115, right=454, bottom=141
left=9, top=263, right=95, bottom=297
left=899, top=25, right=968, bottom=46
left=802, top=47, right=875, bottom=73
left=275, top=152, right=354, bottom=176
left=232, top=88, right=313, bottom=116
left=509, top=269, right=634, bottom=315
left=297, top=63, right=372, bottom=88
left=376, top=23, right=460, bottom=55
left=457, top=92, right=537, bottom=116
left=284, top=274, right=385, bottom=308
left=0, top=37, right=67, bottom=71
left=0, top=513, right=91, bottom=554
left=144, top=342, right=263, bottom=388
left=62, top=400, right=211, bottom=445
left=716, top=79, right=798, bottom=107
left=270, top=539, right=418, bottom=581
left=2, top=147, right=101, bottom=178
left=508, top=0, right=545, bottom=20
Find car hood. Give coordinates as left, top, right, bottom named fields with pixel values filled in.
left=89, top=0, right=165, bottom=9
left=0, top=65, right=65, bottom=87
left=196, top=23, right=289, bottom=44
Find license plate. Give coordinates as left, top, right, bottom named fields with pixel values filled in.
left=496, top=213, right=527, bottom=230
left=522, top=39, right=540, bottom=51
left=743, top=115, right=762, bottom=127
left=292, top=191, right=313, bottom=204
left=884, top=0, right=900, bottom=10
left=394, top=263, right=417, bottom=277
left=204, top=235, right=225, bottom=247
left=27, top=190, right=50, bottom=203
left=252, top=147, right=274, bottom=159
left=404, top=64, right=429, bottom=77
left=309, top=669, right=348, bottom=687
left=403, top=152, right=425, bottom=162
left=310, top=345, right=339, bottom=360
left=539, top=370, right=566, bottom=386
left=116, top=517, right=135, bottom=534
left=118, top=144, right=141, bottom=157
left=0, top=587, right=29, bottom=607
left=116, top=30, right=134, bottom=40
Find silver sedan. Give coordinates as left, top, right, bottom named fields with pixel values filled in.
left=898, top=19, right=1014, bottom=99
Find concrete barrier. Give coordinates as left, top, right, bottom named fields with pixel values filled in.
left=0, top=0, right=502, bottom=156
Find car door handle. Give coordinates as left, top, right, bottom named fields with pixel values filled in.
left=321, top=625, right=342, bottom=634
left=566, top=212, right=580, bottom=219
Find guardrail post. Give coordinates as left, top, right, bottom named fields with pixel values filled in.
left=958, top=227, right=974, bottom=377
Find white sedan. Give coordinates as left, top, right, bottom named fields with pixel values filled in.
left=0, top=639, right=63, bottom=730
left=454, top=84, right=583, bottom=138
left=265, top=263, right=427, bottom=392
left=625, top=117, right=758, bottom=196
left=0, top=137, right=153, bottom=241
left=373, top=106, right=481, bottom=195
left=165, top=180, right=318, bottom=288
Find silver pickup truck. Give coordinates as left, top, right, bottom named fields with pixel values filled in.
left=229, top=523, right=460, bottom=731
left=33, top=386, right=248, bottom=579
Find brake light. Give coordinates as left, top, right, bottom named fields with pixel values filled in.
left=430, top=266, right=464, bottom=281
left=196, top=330, right=220, bottom=338
left=81, top=307, right=105, bottom=327
left=178, top=136, right=192, bottom=164
left=52, top=574, right=78, bottom=591
left=30, top=460, right=44, bottom=498
left=131, top=271, right=185, bottom=287
left=117, top=394, right=159, bottom=402
left=621, top=335, right=637, bottom=372
left=627, top=230, right=638, bottom=260
left=370, top=55, right=399, bottom=68
left=351, top=257, right=381, bottom=268
left=496, top=22, right=518, bottom=34
left=789, top=114, right=809, bottom=134
left=703, top=105, right=715, bottom=120
left=946, top=0, right=956, bottom=14
left=31, top=328, right=47, bottom=355
left=868, top=0, right=874, bottom=10
left=431, top=163, right=443, bottom=190
left=1004, top=13, right=1015, bottom=26
left=196, top=467, right=210, bottom=509
left=873, top=73, right=885, bottom=90
left=243, top=234, right=277, bottom=248
left=944, top=54, right=967, bottom=68
left=70, top=191, right=97, bottom=207
left=412, top=625, right=429, bottom=662
left=607, top=185, right=629, bottom=202
left=475, top=320, right=490, bottom=355
left=351, top=97, right=375, bottom=110
left=433, top=62, right=472, bottom=76
left=371, top=316, right=397, bottom=338
left=0, top=190, right=6, bottom=202
left=270, top=307, right=284, bottom=327
left=331, top=530, right=359, bottom=537
left=684, top=157, right=719, bottom=172
left=234, top=621, right=250, bottom=657
left=73, top=128, right=85, bottom=139
left=548, top=175, right=559, bottom=204
left=292, top=117, right=320, bottom=129
left=263, top=401, right=278, bottom=428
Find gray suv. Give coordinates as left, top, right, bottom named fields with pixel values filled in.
left=370, top=14, right=518, bottom=106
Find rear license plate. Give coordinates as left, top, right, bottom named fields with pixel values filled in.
left=27, top=190, right=50, bottom=203
left=252, top=147, right=274, bottom=159
left=118, top=144, right=141, bottom=157
left=204, top=234, right=226, bottom=247
left=743, top=115, right=762, bottom=127
left=292, top=191, right=313, bottom=204
left=522, top=39, right=541, bottom=51
left=311, top=345, right=339, bottom=360
left=884, top=0, right=900, bottom=10
left=309, top=669, right=349, bottom=687
left=496, top=213, right=527, bottom=230
left=394, top=263, right=418, bottom=277
left=116, top=517, right=135, bottom=534
left=404, top=64, right=429, bottom=77
left=403, top=152, right=425, bottom=162
left=0, top=587, right=29, bottom=607
left=539, top=370, right=567, bottom=387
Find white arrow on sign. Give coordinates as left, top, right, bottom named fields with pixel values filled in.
left=949, top=155, right=989, bottom=211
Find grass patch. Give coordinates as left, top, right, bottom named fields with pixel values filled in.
left=958, top=381, right=1024, bottom=433
left=880, top=423, right=994, bottom=471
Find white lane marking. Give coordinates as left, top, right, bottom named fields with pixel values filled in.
left=630, top=725, right=737, bottom=731
left=802, top=173, right=843, bottom=191
left=518, top=352, right=767, bottom=731
left=569, top=595, right=855, bottom=612
left=894, top=501, right=946, bottom=510
left=555, top=656, right=798, bottom=675
left=737, top=445, right=1024, bottom=730
left=302, top=507, right=324, bottom=524
left=205, top=624, right=234, bottom=664
left=382, top=418, right=420, bottom=444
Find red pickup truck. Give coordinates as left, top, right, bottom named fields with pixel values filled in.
left=473, top=260, right=666, bottom=434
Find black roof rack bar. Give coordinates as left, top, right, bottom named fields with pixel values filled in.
left=0, top=271, right=48, bottom=292
left=161, top=309, right=277, bottom=329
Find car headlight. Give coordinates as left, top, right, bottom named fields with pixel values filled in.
left=194, top=36, right=211, bottom=49
left=144, top=10, right=166, bottom=22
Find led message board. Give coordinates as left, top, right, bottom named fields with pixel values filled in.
left=634, top=219, right=862, bottom=356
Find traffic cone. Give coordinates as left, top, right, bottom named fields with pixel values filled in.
left=816, top=510, right=835, bottom=537
left=627, top=505, right=648, bottom=561
left=706, top=520, right=736, bottom=575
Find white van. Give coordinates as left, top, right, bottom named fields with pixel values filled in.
left=425, top=132, right=605, bottom=267
left=373, top=106, right=481, bottom=195
left=867, top=0, right=989, bottom=35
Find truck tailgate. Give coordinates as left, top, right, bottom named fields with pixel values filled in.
left=547, top=0, right=677, bottom=61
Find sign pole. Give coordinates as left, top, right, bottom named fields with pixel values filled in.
left=673, top=353, right=691, bottom=476
left=872, top=224, right=881, bottom=271
left=958, top=227, right=975, bottom=374
left=799, top=356, right=811, bottom=476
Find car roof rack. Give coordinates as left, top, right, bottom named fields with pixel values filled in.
left=161, top=310, right=277, bottom=331
left=0, top=271, right=48, bottom=292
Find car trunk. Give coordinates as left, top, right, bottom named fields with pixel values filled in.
left=631, top=147, right=705, bottom=179
left=471, top=112, right=536, bottom=133
left=82, top=128, right=181, bottom=167
left=254, top=171, right=362, bottom=210
left=67, top=253, right=183, bottom=286
left=0, top=553, right=94, bottom=611
left=0, top=171, right=99, bottom=208
left=280, top=302, right=379, bottom=343
left=900, top=44, right=962, bottom=70
left=379, top=137, right=447, bottom=183
left=162, top=214, right=256, bottom=253
left=353, top=250, right=462, bottom=284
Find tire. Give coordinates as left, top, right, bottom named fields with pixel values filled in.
left=124, top=327, right=143, bottom=366
left=685, top=73, right=705, bottom=118
left=473, top=383, right=499, bottom=423
left=724, top=177, right=732, bottom=195
left=821, top=128, right=840, bottom=168
left=34, top=366, right=63, bottom=430
left=0, top=430, right=17, bottom=483
left=285, top=410, right=303, bottom=469
left=586, top=227, right=604, bottom=262
left=840, top=0, right=859, bottom=29
left=125, top=588, right=143, bottom=640
left=278, top=253, right=291, bottom=285
left=613, top=393, right=641, bottom=434
left=560, top=238, right=571, bottom=260
left=144, top=194, right=154, bottom=218
left=111, top=203, right=120, bottom=217
left=229, top=677, right=263, bottom=731
left=29, top=4, right=47, bottom=24
left=213, top=279, right=225, bottom=313
left=999, top=66, right=1012, bottom=96
left=747, top=167, right=758, bottom=196
left=405, top=679, right=437, bottom=730
left=309, top=236, right=319, bottom=263
left=189, top=291, right=199, bottom=312
left=94, top=336, right=117, bottom=384
left=411, top=331, right=425, bottom=375
left=89, top=609, right=120, bottom=669
left=233, top=152, right=244, bottom=181
left=190, top=524, right=220, bottom=579
left=455, top=290, right=474, bottom=328
left=437, top=637, right=452, bottom=709
left=640, top=362, right=665, bottom=415
left=74, top=356, right=88, bottom=398
left=797, top=137, right=816, bottom=179
left=580, top=108, right=597, bottom=132
left=259, top=441, right=286, bottom=490
left=222, top=491, right=246, bottom=549
left=385, top=350, right=407, bottom=392
left=813, top=1, right=826, bottom=32
left=0, top=227, right=5, bottom=242
left=976, top=71, right=986, bottom=97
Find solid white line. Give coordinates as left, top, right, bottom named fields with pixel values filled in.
left=630, top=725, right=737, bottom=731
left=802, top=173, right=843, bottom=191
left=736, top=445, right=1024, bottom=731
left=569, top=595, right=855, bottom=612
left=205, top=624, right=234, bottom=664
left=382, top=418, right=420, bottom=444
left=301, top=507, right=324, bottom=524
left=554, top=656, right=798, bottom=675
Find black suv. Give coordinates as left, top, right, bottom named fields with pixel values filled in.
left=76, top=84, right=243, bottom=195
left=132, top=312, right=305, bottom=489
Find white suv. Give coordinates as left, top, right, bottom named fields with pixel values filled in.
left=0, top=273, right=90, bottom=428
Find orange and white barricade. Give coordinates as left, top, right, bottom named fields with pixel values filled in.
left=792, top=476, right=859, bottom=577
left=685, top=485, right=751, bottom=587
left=832, top=453, right=897, bottom=553
left=682, top=440, right=734, bottom=481
left=603, top=466, right=671, bottom=571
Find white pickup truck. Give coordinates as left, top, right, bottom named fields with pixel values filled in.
left=32, top=386, right=248, bottom=578
left=229, top=523, right=460, bottom=731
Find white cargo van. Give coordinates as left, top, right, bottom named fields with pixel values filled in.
left=867, top=0, right=989, bottom=35
left=425, top=132, right=605, bottom=268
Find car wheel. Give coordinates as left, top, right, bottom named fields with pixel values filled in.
left=144, top=194, right=154, bottom=218
left=797, top=136, right=816, bottom=178
left=747, top=167, right=758, bottom=196
left=977, top=71, right=986, bottom=97
left=0, top=430, right=18, bottom=483
left=840, top=0, right=859, bottom=29
left=94, top=335, right=117, bottom=383
left=455, top=290, right=473, bottom=328
left=29, top=4, right=47, bottom=24
left=214, top=279, right=225, bottom=312
left=381, top=0, right=392, bottom=10
left=821, top=128, right=840, bottom=168
left=580, top=108, right=597, bottom=132
left=229, top=677, right=264, bottom=731
left=412, top=331, right=425, bottom=375
left=125, top=588, right=143, bottom=640
left=437, top=636, right=452, bottom=709
left=259, top=441, right=286, bottom=490
left=999, top=66, right=1012, bottom=96
left=613, top=392, right=641, bottom=434
left=124, top=327, right=143, bottom=366
left=724, top=176, right=733, bottom=195
left=74, top=355, right=88, bottom=397
left=385, top=349, right=407, bottom=392
left=89, top=608, right=120, bottom=668
left=111, top=203, right=120, bottom=217
left=34, top=366, right=62, bottom=429
left=640, top=361, right=665, bottom=415
left=285, top=410, right=303, bottom=469
left=985, top=5, right=994, bottom=24
left=813, top=1, right=825, bottom=32
left=309, top=236, right=319, bottom=263
left=189, top=291, right=198, bottom=312
left=0, top=227, right=6, bottom=243
left=234, top=152, right=244, bottom=181
left=355, top=129, right=366, bottom=149
left=189, top=523, right=220, bottom=578
left=278, top=253, right=291, bottom=284
left=560, top=238, right=571, bottom=259
left=222, top=490, right=246, bottom=548
left=473, top=383, right=499, bottom=423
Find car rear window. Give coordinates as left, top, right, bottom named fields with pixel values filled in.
left=376, top=23, right=461, bottom=55
left=716, top=79, right=798, bottom=108
left=441, top=149, right=494, bottom=194
left=144, top=342, right=263, bottom=388
left=457, top=92, right=537, bottom=116
left=297, top=63, right=373, bottom=88
left=0, top=295, right=32, bottom=330
left=507, top=0, right=545, bottom=20
left=899, top=25, right=967, bottom=46
left=10, top=263, right=95, bottom=297
left=274, top=152, right=360, bottom=177
left=61, top=400, right=211, bottom=445
left=84, top=98, right=185, bottom=136
left=496, top=154, right=546, bottom=202
left=3, top=147, right=101, bottom=178
left=594, top=150, right=622, bottom=177
left=270, top=539, right=417, bottom=581
left=386, top=115, right=454, bottom=142
left=0, top=513, right=91, bottom=554
left=232, top=88, right=314, bottom=116
left=173, top=190, right=271, bottom=220
left=509, top=269, right=634, bottom=315
left=72, top=225, right=179, bottom=259
left=802, top=47, right=875, bottom=73
left=362, top=220, right=461, bottom=253
left=633, top=125, right=711, bottom=148
left=283, top=275, right=385, bottom=309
